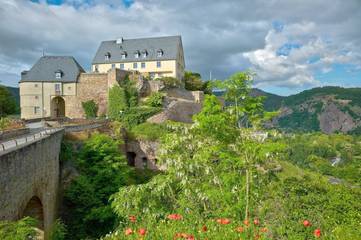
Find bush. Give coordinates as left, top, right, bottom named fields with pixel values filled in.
left=158, top=77, right=181, bottom=89
left=0, top=217, right=37, bottom=240
left=144, top=92, right=164, bottom=108
left=0, top=117, right=10, bottom=130
left=121, top=106, right=162, bottom=128
left=0, top=86, right=17, bottom=117
left=49, top=219, right=67, bottom=240
left=108, top=86, right=127, bottom=120
left=130, top=122, right=168, bottom=141
left=81, top=100, right=98, bottom=119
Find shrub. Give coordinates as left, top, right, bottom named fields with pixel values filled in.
left=0, top=117, right=10, bottom=130
left=130, top=122, right=168, bottom=141
left=81, top=100, right=98, bottom=119
left=0, top=86, right=17, bottom=117
left=49, top=219, right=67, bottom=240
left=121, top=106, right=162, bottom=128
left=0, top=217, right=37, bottom=240
left=144, top=92, right=164, bottom=108
left=108, top=86, right=127, bottom=120
left=158, top=77, right=181, bottom=89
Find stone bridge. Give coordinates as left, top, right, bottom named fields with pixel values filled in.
left=0, top=128, right=64, bottom=238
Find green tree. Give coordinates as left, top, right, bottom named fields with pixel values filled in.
left=184, top=71, right=211, bottom=94
left=0, top=86, right=17, bottom=117
left=108, top=85, right=127, bottom=119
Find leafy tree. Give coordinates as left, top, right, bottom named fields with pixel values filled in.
left=184, top=71, right=211, bottom=94
left=81, top=100, right=98, bottom=119
left=158, top=77, right=181, bottom=89
left=0, top=86, right=17, bottom=117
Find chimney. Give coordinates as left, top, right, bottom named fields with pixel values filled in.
left=116, top=37, right=123, bottom=44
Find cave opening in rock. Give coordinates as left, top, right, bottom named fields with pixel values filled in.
left=22, top=196, right=44, bottom=229
left=126, top=152, right=136, bottom=166
left=142, top=157, right=148, bottom=168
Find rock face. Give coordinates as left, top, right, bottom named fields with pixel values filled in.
left=125, top=140, right=161, bottom=170
left=319, top=102, right=357, bottom=134
left=147, top=88, right=204, bottom=124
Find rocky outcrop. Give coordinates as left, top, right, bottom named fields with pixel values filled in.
left=319, top=102, right=357, bottom=134
left=125, top=140, right=160, bottom=170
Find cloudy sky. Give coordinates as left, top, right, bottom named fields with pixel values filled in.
left=1, top=0, right=361, bottom=95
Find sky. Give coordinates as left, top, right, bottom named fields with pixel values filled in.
left=0, top=0, right=360, bottom=96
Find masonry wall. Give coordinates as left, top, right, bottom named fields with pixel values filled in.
left=0, top=130, right=64, bottom=238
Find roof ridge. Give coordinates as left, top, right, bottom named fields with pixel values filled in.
left=101, top=35, right=181, bottom=43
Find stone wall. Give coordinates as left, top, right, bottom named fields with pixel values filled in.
left=125, top=140, right=160, bottom=170
left=0, top=129, right=64, bottom=238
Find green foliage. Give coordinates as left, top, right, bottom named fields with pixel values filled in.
left=278, top=109, right=320, bottom=132
left=49, top=219, right=67, bottom=240
left=144, top=92, right=164, bottom=108
left=81, top=100, right=98, bottom=119
left=184, top=71, right=211, bottom=93
left=0, top=117, right=10, bottom=130
left=130, top=122, right=168, bottom=141
left=0, top=86, right=17, bottom=117
left=0, top=217, right=37, bottom=240
left=108, top=85, right=127, bottom=120
left=62, top=134, right=154, bottom=239
left=120, top=106, right=162, bottom=128
left=159, top=76, right=181, bottom=89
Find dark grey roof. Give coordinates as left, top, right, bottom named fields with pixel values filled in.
left=92, top=36, right=182, bottom=64
left=20, top=56, right=85, bottom=83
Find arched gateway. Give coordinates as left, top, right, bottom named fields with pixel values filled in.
left=51, top=96, right=65, bottom=118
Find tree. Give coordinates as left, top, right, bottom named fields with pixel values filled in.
left=0, top=86, right=17, bottom=117
left=184, top=71, right=211, bottom=94
left=108, top=86, right=127, bottom=120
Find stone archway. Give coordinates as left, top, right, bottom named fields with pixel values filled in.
left=51, top=96, right=65, bottom=118
left=22, top=196, right=44, bottom=230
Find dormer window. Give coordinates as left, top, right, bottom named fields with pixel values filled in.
left=121, top=51, right=127, bottom=59
left=105, top=52, right=111, bottom=61
left=134, top=50, right=140, bottom=58
left=157, top=49, right=164, bottom=57
left=55, top=70, right=63, bottom=79
left=142, top=50, right=148, bottom=58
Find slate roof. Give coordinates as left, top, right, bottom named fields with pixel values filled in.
left=20, top=56, right=85, bottom=83
left=92, top=36, right=182, bottom=64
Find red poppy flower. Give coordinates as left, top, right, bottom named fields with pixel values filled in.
left=174, top=233, right=193, bottom=239
left=260, top=227, right=268, bottom=233
left=186, top=235, right=195, bottom=240
left=314, top=228, right=321, bottom=238
left=236, top=226, right=244, bottom=233
left=128, top=215, right=136, bottom=223
left=303, top=220, right=311, bottom=227
left=253, top=218, right=260, bottom=225
left=125, top=228, right=133, bottom=236
left=202, top=225, right=208, bottom=232
left=168, top=214, right=183, bottom=220
left=216, top=218, right=231, bottom=225
left=138, top=228, right=147, bottom=236
left=243, top=219, right=250, bottom=226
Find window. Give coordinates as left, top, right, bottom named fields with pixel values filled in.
left=134, top=51, right=140, bottom=58
left=157, top=49, right=163, bottom=57
left=120, top=63, right=125, bottom=69
left=121, top=51, right=127, bottom=59
left=105, top=52, right=111, bottom=61
left=157, top=61, right=161, bottom=68
left=133, top=62, right=138, bottom=69
left=94, top=65, right=99, bottom=72
left=35, top=96, right=38, bottom=100
left=55, top=83, right=61, bottom=94
left=142, top=50, right=148, bottom=58
left=111, top=63, right=115, bottom=69
left=55, top=70, right=62, bottom=79
left=34, top=84, right=38, bottom=88
left=141, top=62, right=146, bottom=68
left=34, top=106, right=40, bottom=114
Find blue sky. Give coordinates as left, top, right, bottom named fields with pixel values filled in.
left=0, top=0, right=360, bottom=96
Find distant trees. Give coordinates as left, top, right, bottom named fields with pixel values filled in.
left=0, top=86, right=17, bottom=117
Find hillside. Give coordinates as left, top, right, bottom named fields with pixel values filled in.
left=258, top=86, right=361, bottom=134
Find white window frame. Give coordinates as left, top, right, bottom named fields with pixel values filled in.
left=133, top=62, right=138, bottom=69
left=141, top=62, right=146, bottom=69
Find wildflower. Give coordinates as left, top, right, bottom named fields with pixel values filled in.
left=314, top=228, right=321, bottom=238
left=174, top=233, right=193, bottom=239
left=303, top=220, right=311, bottom=227
left=168, top=214, right=183, bottom=220
left=138, top=228, right=147, bottom=236
left=260, top=227, right=268, bottom=233
left=128, top=215, right=136, bottom=223
left=253, top=218, right=260, bottom=225
left=243, top=219, right=250, bottom=226
left=216, top=218, right=231, bottom=225
left=236, top=226, right=244, bottom=233
left=201, top=225, right=208, bottom=232
left=125, top=228, right=133, bottom=236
